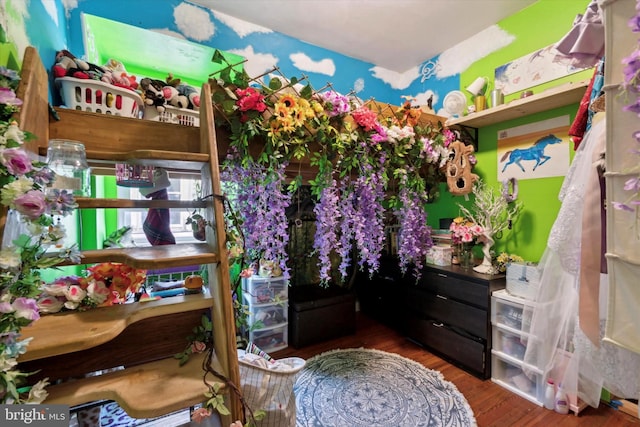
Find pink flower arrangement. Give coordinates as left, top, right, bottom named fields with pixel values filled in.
left=449, top=216, right=484, bottom=244
left=36, top=263, right=147, bottom=314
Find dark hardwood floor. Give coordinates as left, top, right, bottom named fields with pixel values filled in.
left=272, top=312, right=639, bottom=427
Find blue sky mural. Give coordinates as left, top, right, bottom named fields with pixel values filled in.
left=2, top=0, right=469, bottom=111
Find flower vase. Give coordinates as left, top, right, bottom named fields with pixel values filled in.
left=473, top=233, right=496, bottom=274
left=459, top=244, right=473, bottom=269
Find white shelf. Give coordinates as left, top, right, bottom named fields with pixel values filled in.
left=446, top=79, right=590, bottom=128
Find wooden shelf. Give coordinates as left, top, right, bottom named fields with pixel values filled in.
left=13, top=47, right=242, bottom=422
left=20, top=294, right=213, bottom=361
left=57, top=243, right=219, bottom=269
left=74, top=197, right=210, bottom=209
left=446, top=80, right=590, bottom=128
left=43, top=352, right=221, bottom=419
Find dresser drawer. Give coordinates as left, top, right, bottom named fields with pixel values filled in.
left=419, top=270, right=489, bottom=309
left=406, top=287, right=488, bottom=340
left=406, top=313, right=487, bottom=378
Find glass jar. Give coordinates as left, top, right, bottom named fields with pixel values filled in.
left=459, top=243, right=473, bottom=269
left=46, top=139, right=91, bottom=197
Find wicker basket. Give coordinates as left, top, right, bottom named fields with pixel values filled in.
left=143, top=105, right=200, bottom=127
left=55, top=77, right=143, bottom=118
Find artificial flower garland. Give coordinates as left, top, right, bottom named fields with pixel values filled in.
left=0, top=66, right=80, bottom=404
left=210, top=59, right=463, bottom=283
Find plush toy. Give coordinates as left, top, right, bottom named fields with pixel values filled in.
left=163, top=85, right=189, bottom=109
left=52, top=50, right=89, bottom=79
left=102, top=58, right=138, bottom=91
left=140, top=77, right=168, bottom=113
left=176, top=83, right=200, bottom=110
left=165, top=73, right=200, bottom=110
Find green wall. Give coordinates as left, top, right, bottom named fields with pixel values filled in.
left=427, top=0, right=594, bottom=262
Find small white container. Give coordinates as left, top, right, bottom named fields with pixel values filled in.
left=555, top=384, right=569, bottom=414
left=544, top=379, right=555, bottom=410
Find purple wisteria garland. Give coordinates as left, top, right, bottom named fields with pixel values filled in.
left=313, top=150, right=387, bottom=285
left=221, top=157, right=292, bottom=279
left=313, top=177, right=340, bottom=283
left=394, top=173, right=433, bottom=278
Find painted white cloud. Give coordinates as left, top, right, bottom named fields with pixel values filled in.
left=2, top=0, right=29, bottom=63
left=353, top=78, right=365, bottom=94
left=411, top=90, right=437, bottom=109
left=289, top=52, right=335, bottom=76
left=60, top=0, right=78, bottom=17
left=436, top=25, right=515, bottom=79
left=42, top=0, right=59, bottom=27
left=369, top=65, right=420, bottom=90
left=174, top=2, right=215, bottom=41
left=227, top=45, right=278, bottom=80
left=212, top=10, right=272, bottom=38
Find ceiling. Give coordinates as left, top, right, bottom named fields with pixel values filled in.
left=190, top=0, right=537, bottom=72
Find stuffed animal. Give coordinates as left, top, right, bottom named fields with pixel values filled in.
left=176, top=83, right=200, bottom=110
left=140, top=77, right=168, bottom=113
left=102, top=59, right=138, bottom=90
left=52, top=50, right=89, bottom=79
left=165, top=73, right=200, bottom=110
left=163, top=85, right=189, bottom=109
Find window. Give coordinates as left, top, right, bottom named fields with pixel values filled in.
left=117, top=176, right=202, bottom=246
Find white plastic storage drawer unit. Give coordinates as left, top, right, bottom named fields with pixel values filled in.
left=491, top=289, right=543, bottom=406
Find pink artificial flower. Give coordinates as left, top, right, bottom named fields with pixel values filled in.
left=36, top=295, right=65, bottom=314
left=351, top=106, right=378, bottom=132
left=14, top=190, right=47, bottom=220
left=191, top=407, right=212, bottom=423
left=12, top=297, right=40, bottom=321
left=235, top=87, right=267, bottom=113
left=43, top=282, right=70, bottom=297
left=64, top=284, right=87, bottom=303
left=190, top=340, right=207, bottom=354
left=240, top=268, right=254, bottom=278
left=0, top=87, right=23, bottom=106
left=0, top=301, right=13, bottom=313
left=86, top=280, right=111, bottom=305
left=1, top=148, right=33, bottom=176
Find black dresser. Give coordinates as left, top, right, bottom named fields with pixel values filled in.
left=404, top=264, right=505, bottom=379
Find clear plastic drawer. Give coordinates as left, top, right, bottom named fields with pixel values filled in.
left=491, top=351, right=543, bottom=405
left=249, top=323, right=288, bottom=353
left=246, top=300, right=289, bottom=329
left=242, top=276, right=288, bottom=304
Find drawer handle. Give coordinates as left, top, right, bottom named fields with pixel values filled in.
left=437, top=273, right=448, bottom=278
left=432, top=322, right=444, bottom=328
left=436, top=294, right=448, bottom=300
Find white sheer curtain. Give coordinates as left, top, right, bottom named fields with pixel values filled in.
left=522, top=114, right=640, bottom=408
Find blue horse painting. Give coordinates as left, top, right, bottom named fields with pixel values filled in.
left=500, top=134, right=562, bottom=173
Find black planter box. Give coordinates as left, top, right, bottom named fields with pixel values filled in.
left=289, top=285, right=356, bottom=348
